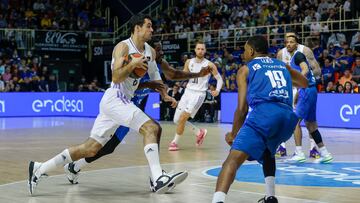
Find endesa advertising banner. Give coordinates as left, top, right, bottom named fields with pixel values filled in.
left=0, top=92, right=160, bottom=119
left=221, top=93, right=360, bottom=129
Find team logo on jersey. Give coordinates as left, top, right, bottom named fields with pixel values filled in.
left=205, top=162, right=360, bottom=187
left=252, top=63, right=261, bottom=70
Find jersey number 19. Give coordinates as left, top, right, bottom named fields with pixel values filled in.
left=265, top=70, right=287, bottom=88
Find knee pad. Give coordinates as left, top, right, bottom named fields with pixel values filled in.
left=310, top=129, right=323, bottom=144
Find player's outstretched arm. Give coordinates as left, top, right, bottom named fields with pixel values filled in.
left=160, top=59, right=211, bottom=81
left=286, top=64, right=308, bottom=88
left=225, top=66, right=249, bottom=146
left=112, top=43, right=147, bottom=83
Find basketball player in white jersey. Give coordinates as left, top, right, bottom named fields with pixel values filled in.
left=28, top=14, right=188, bottom=196
left=169, top=41, right=223, bottom=151
left=276, top=32, right=324, bottom=161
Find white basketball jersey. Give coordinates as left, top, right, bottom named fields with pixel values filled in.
left=186, top=58, right=211, bottom=92
left=110, top=38, right=152, bottom=99
left=281, top=44, right=305, bottom=64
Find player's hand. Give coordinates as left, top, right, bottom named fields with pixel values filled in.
left=129, top=54, right=148, bottom=70
left=146, top=81, right=166, bottom=92
left=164, top=95, right=177, bottom=108
left=211, top=90, right=219, bottom=97
left=198, top=66, right=212, bottom=77
left=225, top=132, right=235, bottom=146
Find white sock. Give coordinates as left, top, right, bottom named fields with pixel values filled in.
left=319, top=146, right=330, bottom=157
left=36, top=149, right=72, bottom=177
left=295, top=146, right=303, bottom=155
left=309, top=138, right=316, bottom=150
left=265, top=176, right=275, bottom=198
left=74, top=158, right=88, bottom=172
left=280, top=142, right=286, bottom=148
left=172, top=133, right=181, bottom=144
left=212, top=191, right=226, bottom=203
left=186, top=121, right=201, bottom=135
left=144, top=143, right=163, bottom=181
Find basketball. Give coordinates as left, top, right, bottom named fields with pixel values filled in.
left=123, top=53, right=148, bottom=78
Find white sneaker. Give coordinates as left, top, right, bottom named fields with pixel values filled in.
left=28, top=161, right=47, bottom=195
left=64, top=162, right=80, bottom=184
left=286, top=152, right=306, bottom=163
left=150, top=171, right=188, bottom=194
left=319, top=153, right=334, bottom=164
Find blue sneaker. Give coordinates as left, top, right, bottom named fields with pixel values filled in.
left=275, top=145, right=287, bottom=158
left=309, top=147, right=320, bottom=159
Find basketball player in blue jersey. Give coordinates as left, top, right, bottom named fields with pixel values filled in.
left=276, top=32, right=322, bottom=159
left=284, top=35, right=333, bottom=164
left=212, top=36, right=309, bottom=203
left=63, top=41, right=212, bottom=186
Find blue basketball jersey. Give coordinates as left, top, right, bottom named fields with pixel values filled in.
left=290, top=51, right=316, bottom=86
left=246, top=57, right=293, bottom=108
left=132, top=74, right=150, bottom=105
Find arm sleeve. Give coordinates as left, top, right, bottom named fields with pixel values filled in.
left=147, top=60, right=162, bottom=81
left=294, top=52, right=307, bottom=66
left=214, top=73, right=224, bottom=92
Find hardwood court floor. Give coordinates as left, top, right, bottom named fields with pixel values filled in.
left=0, top=117, right=359, bottom=203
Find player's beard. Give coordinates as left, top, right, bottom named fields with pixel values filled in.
left=196, top=53, right=204, bottom=59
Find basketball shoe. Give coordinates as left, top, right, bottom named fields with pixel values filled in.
left=28, top=161, right=48, bottom=195
left=309, top=147, right=320, bottom=159
left=64, top=162, right=80, bottom=184
left=287, top=152, right=306, bottom=163
left=196, top=129, right=207, bottom=147
left=149, top=170, right=188, bottom=194
left=275, top=145, right=287, bottom=158
left=168, top=142, right=179, bottom=151
left=258, top=196, right=278, bottom=203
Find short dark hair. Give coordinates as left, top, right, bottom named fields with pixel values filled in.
left=247, top=36, right=268, bottom=54
left=287, top=35, right=299, bottom=43
left=195, top=40, right=205, bottom=47
left=129, top=14, right=152, bottom=34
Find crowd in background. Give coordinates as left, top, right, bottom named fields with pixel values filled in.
left=0, top=0, right=106, bottom=31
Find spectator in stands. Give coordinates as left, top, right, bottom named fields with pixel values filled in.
left=41, top=14, right=52, bottom=29
left=268, top=39, right=280, bottom=58
left=0, top=75, right=4, bottom=92
left=0, top=14, right=7, bottom=28
left=310, top=17, right=321, bottom=37
left=344, top=81, right=354, bottom=93
left=167, top=83, right=182, bottom=120
left=2, top=67, right=12, bottom=82
left=31, top=76, right=40, bottom=92
left=321, top=58, right=335, bottom=86
left=335, top=83, right=344, bottom=93
left=352, top=57, right=360, bottom=83
left=0, top=59, right=5, bottom=74
left=38, top=76, right=48, bottom=92
left=339, top=69, right=353, bottom=86
left=351, top=80, right=359, bottom=93
left=48, top=74, right=59, bottom=92
left=325, top=81, right=335, bottom=93
left=334, top=50, right=348, bottom=73
left=20, top=77, right=32, bottom=92
left=33, top=0, right=45, bottom=13
left=318, top=0, right=329, bottom=15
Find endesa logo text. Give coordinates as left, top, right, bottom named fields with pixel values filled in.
left=340, top=104, right=360, bottom=122
left=32, top=96, right=84, bottom=113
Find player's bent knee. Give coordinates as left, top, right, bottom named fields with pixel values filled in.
left=141, top=120, right=159, bottom=136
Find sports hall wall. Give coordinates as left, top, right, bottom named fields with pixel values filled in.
left=0, top=92, right=358, bottom=129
